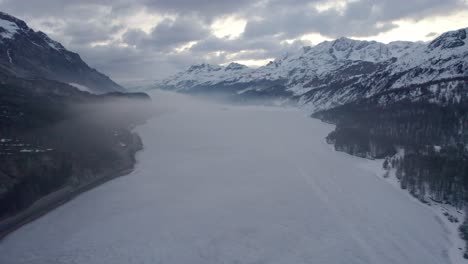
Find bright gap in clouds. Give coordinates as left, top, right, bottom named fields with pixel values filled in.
left=123, top=11, right=168, bottom=34
left=175, top=41, right=197, bottom=52
left=314, top=0, right=348, bottom=13
left=354, top=10, right=468, bottom=43
left=298, top=33, right=333, bottom=45
left=211, top=16, right=247, bottom=39
left=221, top=58, right=274, bottom=68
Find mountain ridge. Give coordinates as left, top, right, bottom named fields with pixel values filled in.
left=0, top=11, right=124, bottom=94
left=156, top=27, right=467, bottom=113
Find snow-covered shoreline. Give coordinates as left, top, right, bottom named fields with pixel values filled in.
left=356, top=156, right=466, bottom=264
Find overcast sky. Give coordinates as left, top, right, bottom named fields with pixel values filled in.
left=0, top=0, right=467, bottom=84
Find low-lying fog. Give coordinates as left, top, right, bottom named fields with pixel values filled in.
left=0, top=90, right=451, bottom=264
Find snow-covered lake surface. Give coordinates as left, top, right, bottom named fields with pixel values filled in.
left=0, top=90, right=452, bottom=264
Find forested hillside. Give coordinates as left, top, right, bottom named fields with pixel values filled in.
left=313, top=78, right=468, bottom=256
left=0, top=73, right=151, bottom=236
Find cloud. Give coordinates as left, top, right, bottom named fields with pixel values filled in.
left=61, top=20, right=123, bottom=45
left=0, top=0, right=254, bottom=21
left=123, top=16, right=210, bottom=50
left=74, top=44, right=202, bottom=83
left=242, top=0, right=465, bottom=39
left=425, top=32, right=439, bottom=38
left=141, top=0, right=254, bottom=21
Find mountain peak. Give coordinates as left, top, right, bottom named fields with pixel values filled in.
left=334, top=36, right=353, bottom=42
left=0, top=11, right=124, bottom=93
left=0, top=11, right=28, bottom=29
left=331, top=37, right=358, bottom=52
left=187, top=63, right=221, bottom=72
left=428, top=28, right=467, bottom=50
left=0, top=13, right=26, bottom=40
left=225, top=62, right=248, bottom=71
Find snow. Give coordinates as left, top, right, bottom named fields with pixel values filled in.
left=158, top=63, right=252, bottom=91
left=358, top=156, right=467, bottom=264
left=69, top=83, right=93, bottom=93
left=30, top=41, right=44, bottom=48
left=45, top=39, right=62, bottom=51
left=388, top=28, right=468, bottom=90
left=19, top=149, right=49, bottom=153
left=156, top=37, right=421, bottom=95
left=6, top=49, right=12, bottom=63
left=236, top=86, right=255, bottom=94
left=0, top=18, right=20, bottom=39
left=0, top=90, right=454, bottom=264
left=434, top=203, right=466, bottom=264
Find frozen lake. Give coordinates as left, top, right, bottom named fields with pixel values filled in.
left=0, top=90, right=451, bottom=264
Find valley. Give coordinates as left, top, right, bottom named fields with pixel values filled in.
left=0, top=91, right=453, bottom=264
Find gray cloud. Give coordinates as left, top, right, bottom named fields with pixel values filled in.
left=62, top=21, right=123, bottom=45
left=0, top=0, right=253, bottom=21
left=243, top=0, right=464, bottom=39
left=356, top=0, right=465, bottom=22
left=426, top=32, right=439, bottom=38
left=141, top=0, right=254, bottom=22
left=124, top=16, right=210, bottom=50
left=74, top=44, right=201, bottom=83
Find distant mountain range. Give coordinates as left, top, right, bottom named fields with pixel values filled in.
left=156, top=27, right=467, bottom=111
left=0, top=12, right=123, bottom=94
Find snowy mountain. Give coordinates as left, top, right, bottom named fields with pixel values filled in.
left=156, top=37, right=423, bottom=96
left=158, top=62, right=250, bottom=91
left=302, top=28, right=468, bottom=111
left=386, top=28, right=467, bottom=89
left=0, top=12, right=124, bottom=94
left=156, top=28, right=467, bottom=112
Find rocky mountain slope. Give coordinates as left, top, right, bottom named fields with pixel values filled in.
left=0, top=12, right=124, bottom=94
left=0, top=12, right=153, bottom=237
